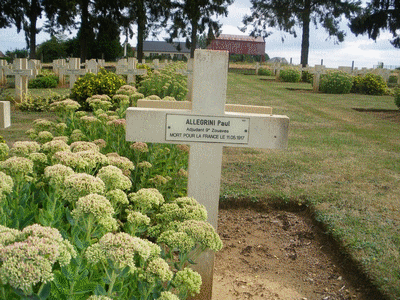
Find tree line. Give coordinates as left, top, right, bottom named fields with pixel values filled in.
left=1, top=0, right=398, bottom=66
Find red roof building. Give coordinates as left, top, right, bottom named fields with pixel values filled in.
left=207, top=34, right=266, bottom=61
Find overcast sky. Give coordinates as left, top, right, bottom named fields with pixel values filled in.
left=0, top=0, right=398, bottom=69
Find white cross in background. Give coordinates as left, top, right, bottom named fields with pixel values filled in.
left=117, top=58, right=147, bottom=84
left=65, top=58, right=86, bottom=89
left=5, top=58, right=33, bottom=102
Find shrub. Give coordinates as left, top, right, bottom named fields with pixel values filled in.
left=135, top=64, right=153, bottom=85
left=301, top=71, right=313, bottom=83
left=70, top=69, right=126, bottom=110
left=394, top=88, right=400, bottom=109
left=358, top=73, right=388, bottom=95
left=29, top=70, right=59, bottom=89
left=388, top=74, right=398, bottom=86
left=16, top=93, right=65, bottom=112
left=258, top=68, right=272, bottom=76
left=29, top=74, right=59, bottom=89
left=319, top=71, right=353, bottom=94
left=279, top=68, right=301, bottom=82
left=351, top=75, right=364, bottom=93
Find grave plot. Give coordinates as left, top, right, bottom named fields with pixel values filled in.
left=126, top=49, right=289, bottom=299
left=213, top=204, right=383, bottom=300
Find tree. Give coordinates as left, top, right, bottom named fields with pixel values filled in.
left=349, top=0, right=400, bottom=48
left=23, top=0, right=42, bottom=59
left=197, top=30, right=216, bottom=49
left=0, top=0, right=42, bottom=59
left=43, top=0, right=125, bottom=61
left=242, top=0, right=361, bottom=67
left=167, top=0, right=233, bottom=58
left=93, top=16, right=123, bottom=60
left=0, top=0, right=24, bottom=29
left=121, top=0, right=171, bottom=63
left=36, top=35, right=68, bottom=62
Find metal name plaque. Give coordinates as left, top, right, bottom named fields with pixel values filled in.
left=166, top=114, right=250, bottom=144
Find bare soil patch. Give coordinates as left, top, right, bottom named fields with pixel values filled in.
left=286, top=88, right=314, bottom=93
left=353, top=108, right=400, bottom=124
left=212, top=201, right=384, bottom=300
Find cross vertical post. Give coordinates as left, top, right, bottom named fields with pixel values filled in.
left=0, top=101, right=11, bottom=129
left=58, top=59, right=67, bottom=86
left=0, top=60, right=8, bottom=85
left=311, top=65, right=326, bottom=92
left=8, top=59, right=33, bottom=102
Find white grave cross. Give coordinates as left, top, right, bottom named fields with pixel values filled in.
left=126, top=49, right=289, bottom=299
left=0, top=60, right=10, bottom=85
left=310, top=64, right=326, bottom=92
left=5, top=59, right=33, bottom=102
left=0, top=101, right=11, bottom=129
left=65, top=58, right=86, bottom=89
left=117, top=58, right=147, bottom=84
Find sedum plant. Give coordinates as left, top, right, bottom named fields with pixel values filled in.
left=137, top=62, right=188, bottom=101
left=0, top=74, right=221, bottom=298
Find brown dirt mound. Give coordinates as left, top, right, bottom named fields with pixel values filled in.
left=212, top=202, right=384, bottom=300
left=353, top=108, right=400, bottom=124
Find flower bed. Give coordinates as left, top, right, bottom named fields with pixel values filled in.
left=0, top=84, right=222, bottom=299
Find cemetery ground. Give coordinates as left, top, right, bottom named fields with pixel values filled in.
left=1, top=72, right=399, bottom=299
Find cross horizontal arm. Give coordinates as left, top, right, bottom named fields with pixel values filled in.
left=5, top=69, right=33, bottom=76
left=137, top=100, right=273, bottom=114
left=125, top=107, right=289, bottom=149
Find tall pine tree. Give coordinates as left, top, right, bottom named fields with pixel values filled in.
left=350, top=0, right=400, bottom=48
left=167, top=0, right=233, bottom=58
left=121, top=0, right=171, bottom=63
left=242, top=0, right=361, bottom=66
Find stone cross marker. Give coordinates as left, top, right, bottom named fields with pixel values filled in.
left=85, top=59, right=99, bottom=74
left=0, top=101, right=11, bottom=129
left=176, top=59, right=194, bottom=101
left=117, top=58, right=147, bottom=84
left=5, top=58, right=33, bottom=102
left=28, top=59, right=41, bottom=78
left=126, top=49, right=289, bottom=299
left=0, top=60, right=9, bottom=86
left=310, top=65, right=326, bottom=92
left=338, top=66, right=353, bottom=75
left=58, top=59, right=67, bottom=86
left=272, top=62, right=283, bottom=80
left=255, top=62, right=260, bottom=75
left=65, top=58, right=86, bottom=89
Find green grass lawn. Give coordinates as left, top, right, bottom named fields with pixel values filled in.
left=1, top=73, right=399, bottom=298
left=223, top=73, right=400, bottom=299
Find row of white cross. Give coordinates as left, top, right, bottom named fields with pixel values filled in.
left=0, top=57, right=162, bottom=129
left=0, top=57, right=151, bottom=102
